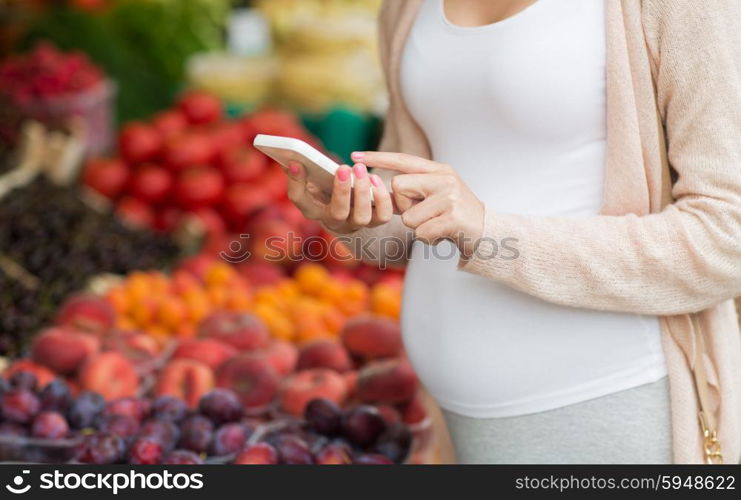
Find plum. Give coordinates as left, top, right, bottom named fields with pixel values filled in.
left=31, top=411, right=69, bottom=439
left=304, top=398, right=342, bottom=436
left=39, top=379, right=73, bottom=413
left=179, top=415, right=214, bottom=453
left=9, top=371, right=38, bottom=391
left=198, top=389, right=243, bottom=424
left=138, top=419, right=180, bottom=452
left=76, top=433, right=124, bottom=464
left=210, top=423, right=252, bottom=456
left=372, top=423, right=412, bottom=464
left=97, top=414, right=140, bottom=439
left=1, top=388, right=41, bottom=424
left=275, top=434, right=313, bottom=464
left=129, top=437, right=164, bottom=464
left=151, top=395, right=187, bottom=423
left=341, top=406, right=386, bottom=448
left=68, top=391, right=105, bottom=429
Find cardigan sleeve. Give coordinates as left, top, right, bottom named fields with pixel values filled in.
left=321, top=1, right=415, bottom=268
left=459, top=0, right=741, bottom=316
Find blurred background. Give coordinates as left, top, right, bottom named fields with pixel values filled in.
left=0, top=0, right=459, bottom=466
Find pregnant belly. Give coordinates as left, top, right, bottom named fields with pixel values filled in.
left=401, top=240, right=664, bottom=417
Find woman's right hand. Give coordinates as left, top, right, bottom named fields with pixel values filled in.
left=287, top=162, right=394, bottom=234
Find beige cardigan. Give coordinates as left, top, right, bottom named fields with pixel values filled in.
left=367, top=0, right=741, bottom=463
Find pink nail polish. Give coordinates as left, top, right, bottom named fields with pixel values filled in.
left=289, top=162, right=300, bottom=175
left=370, top=175, right=382, bottom=187
left=351, top=152, right=365, bottom=160
left=337, top=166, right=350, bottom=182
left=353, top=163, right=367, bottom=179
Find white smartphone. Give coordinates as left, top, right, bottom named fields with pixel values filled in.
left=253, top=134, right=345, bottom=198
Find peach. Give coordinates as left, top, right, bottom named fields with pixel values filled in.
left=78, top=352, right=139, bottom=400
left=340, top=315, right=402, bottom=360
left=4, top=360, right=57, bottom=388
left=172, top=338, right=237, bottom=370
left=198, top=311, right=270, bottom=351
left=216, top=355, right=279, bottom=411
left=297, top=340, right=353, bottom=373
left=279, top=369, right=348, bottom=416
left=102, top=331, right=160, bottom=367
left=258, top=340, right=298, bottom=376
left=32, top=327, right=100, bottom=375
left=55, top=294, right=115, bottom=335
left=154, top=359, right=215, bottom=408
left=356, top=359, right=418, bottom=404
left=155, top=359, right=214, bottom=408
left=342, top=370, right=358, bottom=399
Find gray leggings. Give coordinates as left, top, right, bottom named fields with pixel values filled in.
left=443, top=377, right=673, bottom=464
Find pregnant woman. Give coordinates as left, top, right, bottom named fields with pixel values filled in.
left=286, top=0, right=741, bottom=464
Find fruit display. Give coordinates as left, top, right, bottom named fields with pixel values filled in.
left=0, top=177, right=179, bottom=356
left=0, top=41, right=114, bottom=154
left=82, top=91, right=319, bottom=238
left=0, top=363, right=414, bottom=465
left=103, top=258, right=402, bottom=345
left=0, top=253, right=434, bottom=463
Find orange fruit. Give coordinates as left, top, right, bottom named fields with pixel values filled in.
left=371, top=283, right=402, bottom=319
left=205, top=262, right=234, bottom=288
left=225, top=289, right=253, bottom=311
left=182, top=289, right=211, bottom=323
left=158, top=297, right=187, bottom=329
left=130, top=299, right=159, bottom=328
left=338, top=280, right=369, bottom=316
left=295, top=263, right=329, bottom=296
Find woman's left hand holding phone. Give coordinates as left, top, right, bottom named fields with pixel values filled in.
left=286, top=161, right=395, bottom=234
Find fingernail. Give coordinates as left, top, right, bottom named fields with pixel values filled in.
left=337, top=166, right=350, bottom=182
left=370, top=174, right=382, bottom=187
left=351, top=151, right=365, bottom=160
left=288, top=161, right=300, bottom=175
left=353, top=163, right=367, bottom=179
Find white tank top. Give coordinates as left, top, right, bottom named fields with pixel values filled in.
left=399, top=0, right=667, bottom=417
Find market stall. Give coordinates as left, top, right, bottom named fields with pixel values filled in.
left=0, top=0, right=454, bottom=465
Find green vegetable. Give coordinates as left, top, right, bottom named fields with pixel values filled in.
left=22, top=0, right=231, bottom=122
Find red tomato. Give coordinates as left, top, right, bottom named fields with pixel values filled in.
left=118, top=122, right=162, bottom=165
left=129, top=164, right=173, bottom=204
left=217, top=147, right=268, bottom=183
left=162, top=133, right=214, bottom=171
left=82, top=157, right=129, bottom=199
left=209, top=123, right=245, bottom=153
left=152, top=110, right=188, bottom=140
left=177, top=90, right=222, bottom=125
left=221, top=183, right=272, bottom=231
left=117, top=197, right=155, bottom=229
left=245, top=108, right=305, bottom=137
left=254, top=164, right=289, bottom=200
left=174, top=167, right=225, bottom=210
